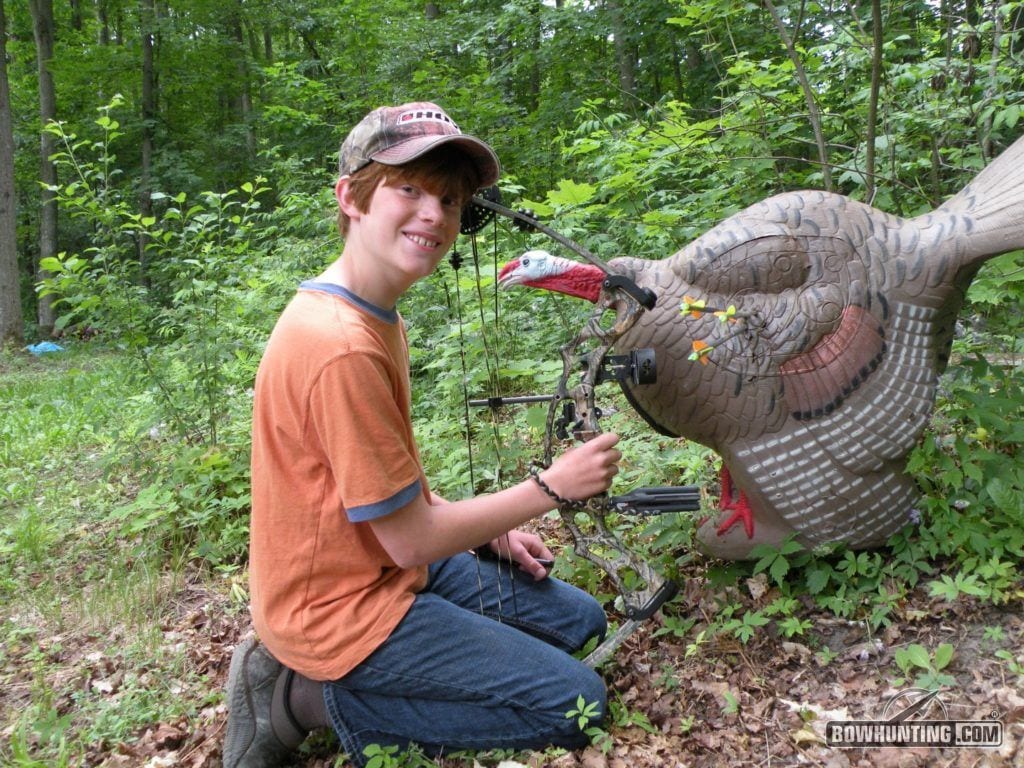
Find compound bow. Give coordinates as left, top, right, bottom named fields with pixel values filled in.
left=463, top=192, right=701, bottom=667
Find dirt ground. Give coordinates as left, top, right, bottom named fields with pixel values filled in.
left=70, top=560, right=1022, bottom=768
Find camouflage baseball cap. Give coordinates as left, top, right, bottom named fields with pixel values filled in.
left=338, top=102, right=500, bottom=187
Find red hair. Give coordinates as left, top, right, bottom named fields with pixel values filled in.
left=337, top=145, right=481, bottom=236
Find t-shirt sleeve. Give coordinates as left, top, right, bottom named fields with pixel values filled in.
left=306, top=350, right=423, bottom=522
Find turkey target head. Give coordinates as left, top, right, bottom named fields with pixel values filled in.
left=497, top=250, right=605, bottom=303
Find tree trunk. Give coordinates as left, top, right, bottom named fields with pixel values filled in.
left=980, top=0, right=1005, bottom=159
left=669, top=32, right=684, bottom=96
left=608, top=0, right=636, bottom=98
left=0, top=0, right=24, bottom=345
left=98, top=0, right=110, bottom=44
left=865, top=0, right=882, bottom=203
left=139, top=0, right=155, bottom=270
left=29, top=0, right=57, bottom=336
left=526, top=0, right=541, bottom=112
left=763, top=0, right=832, bottom=190
left=229, top=14, right=255, bottom=161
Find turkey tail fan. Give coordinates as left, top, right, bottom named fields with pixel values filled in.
left=925, top=134, right=1024, bottom=267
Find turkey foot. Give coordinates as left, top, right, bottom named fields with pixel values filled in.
left=716, top=465, right=754, bottom=538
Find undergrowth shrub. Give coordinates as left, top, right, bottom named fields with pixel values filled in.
left=35, top=99, right=331, bottom=566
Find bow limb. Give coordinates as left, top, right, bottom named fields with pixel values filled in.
left=541, top=285, right=679, bottom=665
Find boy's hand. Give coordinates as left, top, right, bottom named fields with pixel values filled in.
left=539, top=432, right=621, bottom=503
left=485, top=530, right=554, bottom=581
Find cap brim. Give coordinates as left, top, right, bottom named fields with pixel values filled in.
left=372, top=134, right=500, bottom=188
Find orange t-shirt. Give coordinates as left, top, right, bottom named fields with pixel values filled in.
left=249, top=282, right=429, bottom=681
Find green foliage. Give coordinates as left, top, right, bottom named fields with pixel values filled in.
left=994, top=649, right=1024, bottom=677
left=751, top=536, right=805, bottom=586
left=0, top=346, right=212, bottom=767
left=721, top=609, right=771, bottom=645
left=360, top=743, right=433, bottom=768
left=565, top=694, right=611, bottom=752
left=893, top=643, right=957, bottom=690
left=26, top=101, right=316, bottom=566
left=40, top=102, right=272, bottom=445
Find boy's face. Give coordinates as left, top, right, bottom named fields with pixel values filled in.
left=339, top=173, right=464, bottom=288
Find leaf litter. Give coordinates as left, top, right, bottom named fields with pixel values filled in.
left=2, top=560, right=1021, bottom=767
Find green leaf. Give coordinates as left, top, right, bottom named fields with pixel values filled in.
left=928, top=576, right=958, bottom=601
left=805, top=565, right=830, bottom=594
left=904, top=644, right=932, bottom=670
left=986, top=478, right=1020, bottom=511
left=546, top=179, right=597, bottom=207
left=779, top=537, right=804, bottom=556
left=525, top=406, right=549, bottom=432
left=769, top=555, right=790, bottom=584
left=933, top=643, right=954, bottom=671
left=752, top=550, right=776, bottom=574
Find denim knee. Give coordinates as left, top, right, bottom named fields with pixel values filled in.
left=580, top=597, right=609, bottom=645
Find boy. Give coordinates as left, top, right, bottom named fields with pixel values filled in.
left=224, top=101, right=622, bottom=768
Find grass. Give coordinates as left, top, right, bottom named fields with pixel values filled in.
left=0, top=343, right=205, bottom=765
left=1, top=327, right=1021, bottom=766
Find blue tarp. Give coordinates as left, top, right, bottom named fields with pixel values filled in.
left=25, top=341, right=65, bottom=355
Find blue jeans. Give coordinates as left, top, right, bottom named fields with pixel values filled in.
left=323, top=552, right=608, bottom=765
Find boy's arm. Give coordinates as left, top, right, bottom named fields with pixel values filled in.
left=430, top=488, right=554, bottom=579
left=369, top=433, right=620, bottom=578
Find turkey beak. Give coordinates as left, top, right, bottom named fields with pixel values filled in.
left=496, top=260, right=523, bottom=290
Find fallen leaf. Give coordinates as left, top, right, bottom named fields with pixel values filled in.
left=790, top=726, right=824, bottom=745
left=746, top=573, right=768, bottom=602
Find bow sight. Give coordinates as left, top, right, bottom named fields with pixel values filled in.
left=463, top=190, right=699, bottom=667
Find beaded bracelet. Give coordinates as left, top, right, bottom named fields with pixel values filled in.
left=528, top=464, right=586, bottom=509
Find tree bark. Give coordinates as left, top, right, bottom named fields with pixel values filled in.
left=262, top=26, right=273, bottom=62
left=608, top=0, right=636, bottom=98
left=139, top=0, right=155, bottom=270
left=865, top=0, right=883, bottom=203
left=980, top=0, right=1004, bottom=159
left=70, top=0, right=82, bottom=31
left=0, top=0, right=24, bottom=345
left=229, top=14, right=255, bottom=161
left=29, top=0, right=57, bottom=336
left=98, top=0, right=110, bottom=45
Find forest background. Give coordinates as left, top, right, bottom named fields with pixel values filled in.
left=1, top=1, right=1023, bottom=766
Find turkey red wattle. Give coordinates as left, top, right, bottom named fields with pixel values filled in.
left=497, top=251, right=605, bottom=303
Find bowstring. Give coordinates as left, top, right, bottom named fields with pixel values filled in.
left=449, top=219, right=520, bottom=622
left=485, top=219, right=520, bottom=620
left=445, top=244, right=487, bottom=617
left=470, top=222, right=520, bottom=621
